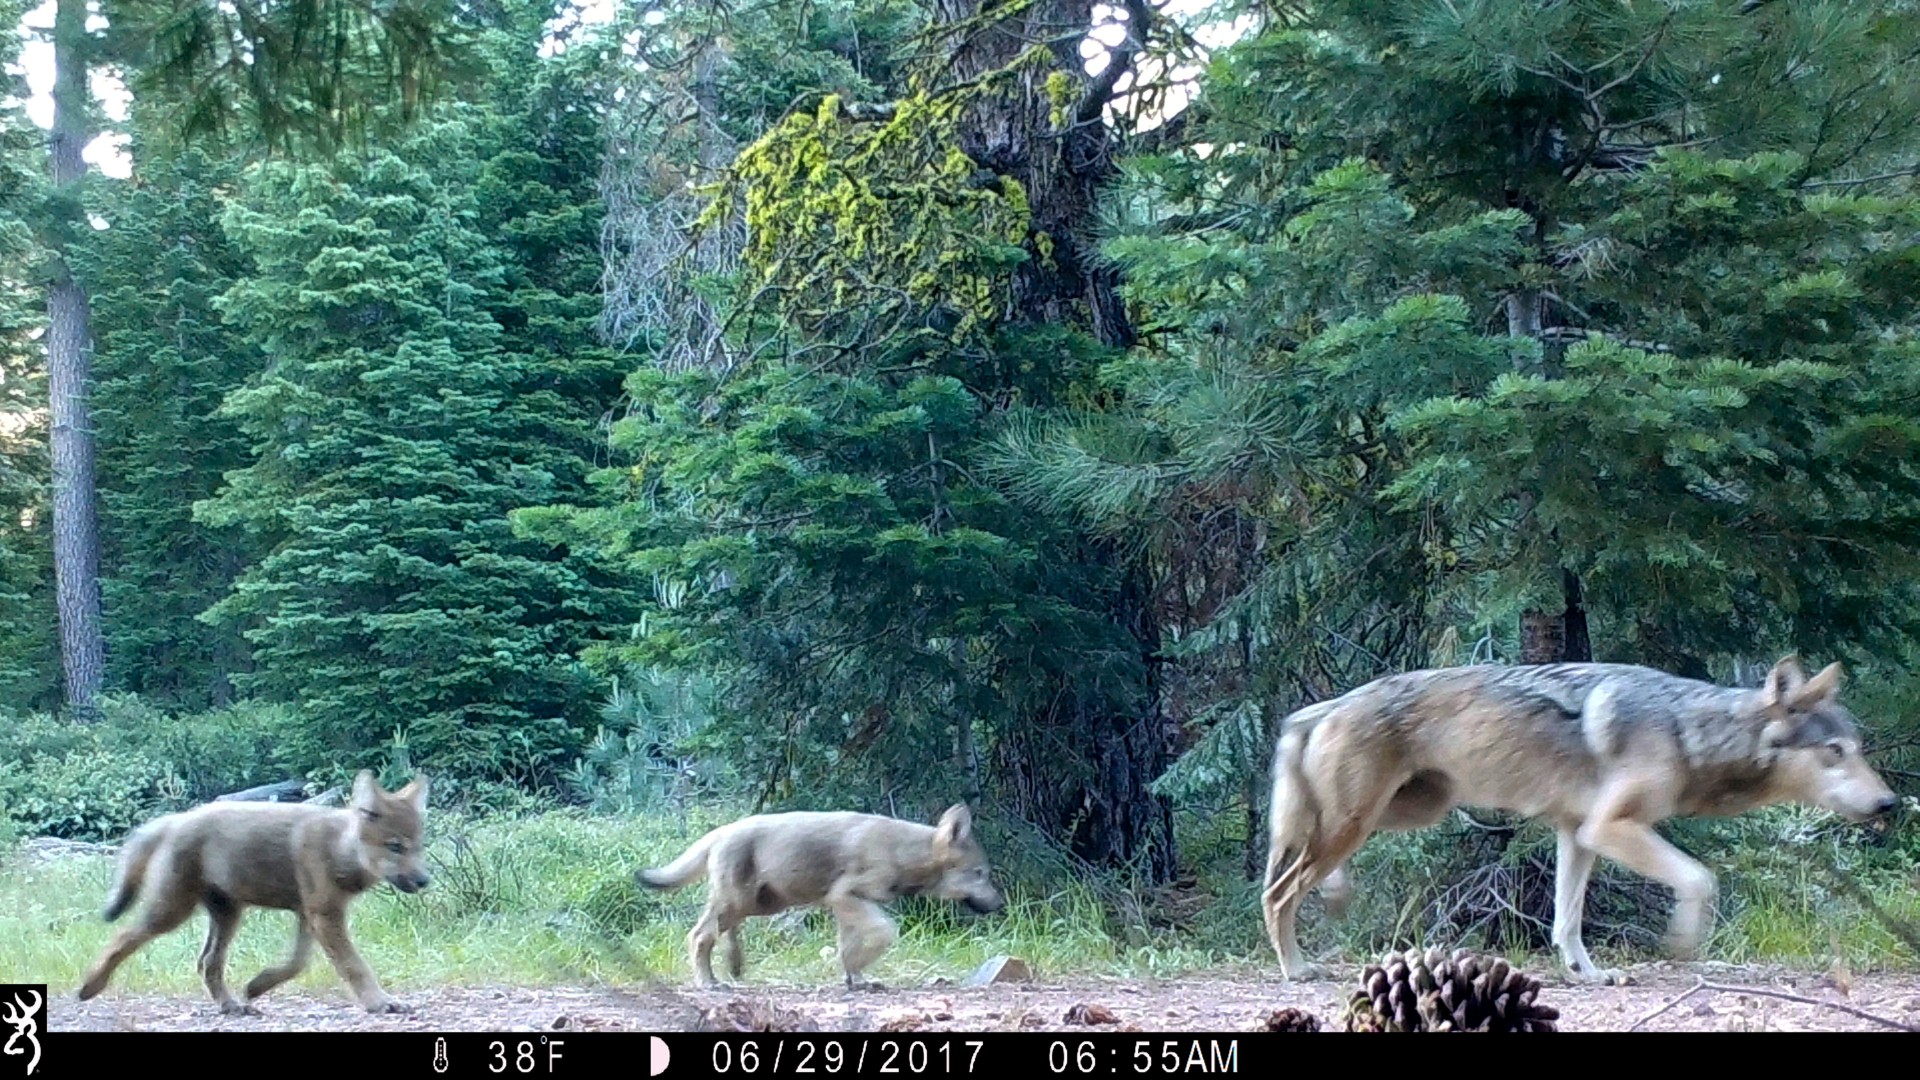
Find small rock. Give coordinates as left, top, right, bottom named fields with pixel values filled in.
left=551, top=1015, right=569, bottom=1030
left=963, top=956, right=1033, bottom=987
left=1063, top=1003, right=1120, bottom=1026
left=924, top=977, right=955, bottom=989
left=878, top=1012, right=924, bottom=1032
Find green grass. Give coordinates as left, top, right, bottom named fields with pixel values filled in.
left=0, top=807, right=1216, bottom=998
left=3, top=805, right=1914, bottom=1001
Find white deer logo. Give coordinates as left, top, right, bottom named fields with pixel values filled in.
left=1, top=990, right=39, bottom=1076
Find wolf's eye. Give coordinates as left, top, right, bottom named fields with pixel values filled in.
left=386, top=840, right=406, bottom=854
left=1823, top=740, right=1846, bottom=763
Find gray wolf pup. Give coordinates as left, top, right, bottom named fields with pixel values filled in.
left=78, top=770, right=431, bottom=1014
left=638, top=804, right=1005, bottom=989
left=1263, top=656, right=1899, bottom=984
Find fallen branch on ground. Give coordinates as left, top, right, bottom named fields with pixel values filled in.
left=1629, top=975, right=1919, bottom=1032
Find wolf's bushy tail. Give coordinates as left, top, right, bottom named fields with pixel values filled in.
left=637, top=827, right=724, bottom=890
left=101, top=819, right=169, bottom=921
left=1262, top=708, right=1327, bottom=959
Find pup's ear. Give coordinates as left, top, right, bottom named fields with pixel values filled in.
left=397, top=774, right=430, bottom=814
left=351, top=769, right=379, bottom=813
left=1764, top=655, right=1808, bottom=707
left=1793, top=662, right=1845, bottom=708
left=934, top=803, right=973, bottom=848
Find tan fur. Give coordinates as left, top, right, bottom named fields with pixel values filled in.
left=78, top=770, right=432, bottom=1015
left=638, top=804, right=1005, bottom=990
left=1263, top=656, right=1901, bottom=985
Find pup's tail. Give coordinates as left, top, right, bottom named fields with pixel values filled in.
left=636, top=826, right=724, bottom=890
left=102, top=819, right=169, bottom=921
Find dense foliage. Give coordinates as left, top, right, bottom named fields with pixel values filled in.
left=0, top=0, right=1913, bottom=962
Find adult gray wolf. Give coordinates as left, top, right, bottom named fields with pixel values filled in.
left=1262, top=656, right=1900, bottom=984
left=637, top=804, right=1005, bottom=989
left=77, top=770, right=431, bottom=1015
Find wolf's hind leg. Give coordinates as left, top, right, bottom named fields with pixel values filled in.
left=78, top=858, right=197, bottom=1001
left=198, top=894, right=253, bottom=1015
left=245, top=916, right=315, bottom=1002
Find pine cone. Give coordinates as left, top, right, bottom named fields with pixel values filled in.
left=1341, top=991, right=1389, bottom=1033
left=1346, top=948, right=1561, bottom=1032
left=1263, top=1007, right=1321, bottom=1033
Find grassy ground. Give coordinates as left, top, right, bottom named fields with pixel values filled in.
left=0, top=808, right=1236, bottom=997
left=3, top=805, right=1916, bottom=1000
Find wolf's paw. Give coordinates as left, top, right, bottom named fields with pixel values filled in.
left=219, top=1001, right=262, bottom=1017
left=1568, top=966, right=1627, bottom=986
left=366, top=997, right=413, bottom=1015
left=1663, top=931, right=1702, bottom=962
left=1278, top=962, right=1328, bottom=983
left=844, top=979, right=890, bottom=994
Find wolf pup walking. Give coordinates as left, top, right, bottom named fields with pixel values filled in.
left=1263, top=656, right=1900, bottom=985
left=638, top=804, right=1005, bottom=990
left=78, top=770, right=432, bottom=1015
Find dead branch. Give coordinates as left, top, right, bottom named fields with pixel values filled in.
left=1630, top=975, right=1920, bottom=1032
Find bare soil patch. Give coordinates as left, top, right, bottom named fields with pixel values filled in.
left=48, top=962, right=1920, bottom=1033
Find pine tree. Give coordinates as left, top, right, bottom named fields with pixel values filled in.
left=198, top=113, right=607, bottom=784
left=1004, top=0, right=1920, bottom=864
left=81, top=134, right=259, bottom=708
left=0, top=0, right=59, bottom=710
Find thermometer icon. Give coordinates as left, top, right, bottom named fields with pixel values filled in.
left=433, top=1037, right=449, bottom=1074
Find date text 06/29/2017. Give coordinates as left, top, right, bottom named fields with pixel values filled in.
left=694, top=1036, right=1240, bottom=1076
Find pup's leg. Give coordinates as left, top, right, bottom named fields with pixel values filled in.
left=723, top=927, right=746, bottom=981
left=198, top=894, right=254, bottom=1015
left=686, top=894, right=740, bottom=990
left=78, top=860, right=198, bottom=1001
left=829, top=897, right=897, bottom=992
left=245, top=916, right=315, bottom=1002
left=1576, top=784, right=1716, bottom=961
left=1551, top=827, right=1621, bottom=984
left=307, top=905, right=408, bottom=1014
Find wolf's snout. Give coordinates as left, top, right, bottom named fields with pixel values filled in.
left=392, top=873, right=430, bottom=893
left=966, top=894, right=1004, bottom=915
left=1874, top=794, right=1900, bottom=817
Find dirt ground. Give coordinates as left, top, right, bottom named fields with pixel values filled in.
left=47, top=962, right=1920, bottom=1033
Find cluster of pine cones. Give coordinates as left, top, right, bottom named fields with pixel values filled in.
left=1340, top=947, right=1561, bottom=1032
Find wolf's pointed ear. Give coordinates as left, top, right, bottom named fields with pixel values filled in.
left=1794, top=662, right=1846, bottom=706
left=351, top=769, right=379, bottom=812
left=1764, top=655, right=1808, bottom=706
left=935, top=803, right=973, bottom=848
left=398, top=774, right=430, bottom=813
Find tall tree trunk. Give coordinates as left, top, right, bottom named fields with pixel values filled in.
left=934, top=0, right=1172, bottom=878
left=48, top=0, right=104, bottom=718
left=1506, top=286, right=1591, bottom=664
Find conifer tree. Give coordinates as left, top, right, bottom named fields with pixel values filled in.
left=198, top=113, right=607, bottom=783
left=82, top=135, right=259, bottom=707
left=0, top=0, right=59, bottom=709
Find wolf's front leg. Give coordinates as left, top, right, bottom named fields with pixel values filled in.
left=1550, top=829, right=1624, bottom=985
left=1576, top=798, right=1718, bottom=965
left=308, top=907, right=409, bottom=1014
left=830, top=896, right=897, bottom=992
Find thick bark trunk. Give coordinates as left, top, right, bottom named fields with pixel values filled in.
left=933, top=0, right=1136, bottom=348
left=1507, top=287, right=1591, bottom=664
left=48, top=0, right=104, bottom=718
left=934, top=0, right=1171, bottom=877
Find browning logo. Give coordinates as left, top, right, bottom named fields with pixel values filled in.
left=0, top=985, right=42, bottom=1077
